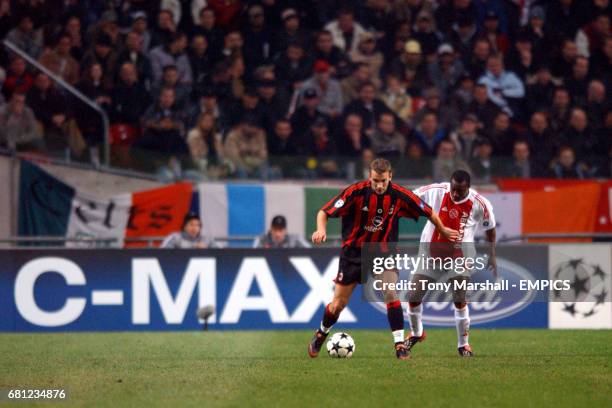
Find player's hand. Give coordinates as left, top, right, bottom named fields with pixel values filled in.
left=311, top=230, right=326, bottom=244
left=441, top=226, right=459, bottom=242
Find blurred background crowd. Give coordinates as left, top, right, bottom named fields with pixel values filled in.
left=0, top=0, right=609, bottom=181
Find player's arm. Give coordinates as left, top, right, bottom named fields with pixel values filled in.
left=485, top=227, right=497, bottom=278
left=428, top=211, right=460, bottom=242
left=311, top=210, right=328, bottom=244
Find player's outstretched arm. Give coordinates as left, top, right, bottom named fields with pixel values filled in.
left=429, top=212, right=459, bottom=241
left=311, top=210, right=328, bottom=244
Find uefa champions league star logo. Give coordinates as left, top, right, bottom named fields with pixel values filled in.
left=552, top=259, right=608, bottom=318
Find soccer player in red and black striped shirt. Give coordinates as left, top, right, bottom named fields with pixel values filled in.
left=308, top=158, right=458, bottom=360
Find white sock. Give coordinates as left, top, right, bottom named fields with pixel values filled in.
left=392, top=329, right=404, bottom=344
left=454, top=305, right=470, bottom=348
left=408, top=304, right=423, bottom=337
left=320, top=322, right=331, bottom=334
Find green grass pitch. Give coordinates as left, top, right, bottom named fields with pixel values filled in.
left=0, top=329, right=610, bottom=407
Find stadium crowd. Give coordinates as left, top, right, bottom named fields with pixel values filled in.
left=0, top=0, right=609, bottom=181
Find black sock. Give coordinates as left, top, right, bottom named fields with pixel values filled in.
left=386, top=300, right=404, bottom=340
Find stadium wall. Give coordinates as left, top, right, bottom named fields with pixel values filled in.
left=1, top=246, right=609, bottom=332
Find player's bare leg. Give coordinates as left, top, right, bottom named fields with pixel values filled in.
left=405, top=274, right=434, bottom=352
left=308, top=282, right=357, bottom=358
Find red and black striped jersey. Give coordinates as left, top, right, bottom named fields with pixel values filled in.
left=320, top=180, right=433, bottom=248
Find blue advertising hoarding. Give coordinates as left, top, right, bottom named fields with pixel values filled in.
left=0, top=248, right=548, bottom=332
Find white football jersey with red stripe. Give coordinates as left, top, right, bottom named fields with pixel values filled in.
left=413, top=183, right=496, bottom=243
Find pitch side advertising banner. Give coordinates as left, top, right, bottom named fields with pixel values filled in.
left=0, top=247, right=569, bottom=332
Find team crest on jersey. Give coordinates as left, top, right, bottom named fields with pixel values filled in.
left=334, top=199, right=344, bottom=208
left=449, top=209, right=459, bottom=219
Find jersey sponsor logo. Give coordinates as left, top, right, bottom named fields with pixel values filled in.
left=334, top=199, right=344, bottom=208
left=364, top=215, right=384, bottom=232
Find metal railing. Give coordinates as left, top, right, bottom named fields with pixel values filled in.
left=3, top=39, right=110, bottom=167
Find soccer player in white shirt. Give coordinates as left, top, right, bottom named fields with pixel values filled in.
left=406, top=170, right=497, bottom=357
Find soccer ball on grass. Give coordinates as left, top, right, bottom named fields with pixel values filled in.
left=326, top=332, right=355, bottom=358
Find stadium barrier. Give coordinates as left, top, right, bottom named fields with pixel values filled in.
left=1, top=245, right=609, bottom=332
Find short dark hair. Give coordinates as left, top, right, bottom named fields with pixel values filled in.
left=182, top=213, right=200, bottom=227
left=370, top=158, right=392, bottom=174
left=451, top=170, right=471, bottom=185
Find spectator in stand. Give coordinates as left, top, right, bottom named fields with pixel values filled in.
left=411, top=112, right=447, bottom=156
left=464, top=36, right=491, bottom=79
left=184, top=111, right=228, bottom=179
left=564, top=56, right=591, bottom=106
left=271, top=8, right=309, bottom=56
left=161, top=213, right=215, bottom=248
left=369, top=112, right=406, bottom=158
left=324, top=8, right=366, bottom=54
left=449, top=15, right=479, bottom=64
left=380, top=73, right=421, bottom=126
left=551, top=39, right=578, bottom=79
left=561, top=107, right=600, bottom=170
left=253, top=215, right=311, bottom=248
left=149, top=32, right=193, bottom=86
left=525, top=111, right=558, bottom=177
left=334, top=113, right=369, bottom=157
left=150, top=9, right=177, bottom=49
left=241, top=4, right=273, bottom=78
left=116, top=30, right=153, bottom=90
left=26, top=72, right=66, bottom=129
left=75, top=63, right=111, bottom=150
left=343, top=81, right=393, bottom=136
left=341, top=62, right=379, bottom=104
left=111, top=62, right=150, bottom=128
left=268, top=118, right=297, bottom=156
left=389, top=39, right=429, bottom=95
left=38, top=34, right=80, bottom=85
left=312, top=30, right=351, bottom=77
left=432, top=138, right=471, bottom=182
left=152, top=65, right=191, bottom=109
left=2, top=56, right=33, bottom=99
left=478, top=54, right=525, bottom=117
left=220, top=30, right=243, bottom=58
left=130, top=12, right=152, bottom=52
left=548, top=86, right=573, bottom=133
left=524, top=6, right=550, bottom=57
left=192, top=7, right=224, bottom=57
left=505, top=33, right=538, bottom=82
left=274, top=41, right=312, bottom=94
left=585, top=80, right=607, bottom=129
left=449, top=113, right=481, bottom=162
left=550, top=146, right=587, bottom=179
left=257, top=77, right=289, bottom=133
left=81, top=33, right=118, bottom=90
left=0, top=92, right=43, bottom=151
left=136, top=87, right=186, bottom=161
left=291, top=88, right=330, bottom=148
left=502, top=139, right=532, bottom=178
left=220, top=87, right=263, bottom=132
left=469, top=138, right=496, bottom=182
left=348, top=31, right=384, bottom=79
left=479, top=10, right=508, bottom=55
left=5, top=15, right=43, bottom=58
left=43, top=105, right=86, bottom=159
left=449, top=73, right=475, bottom=118
left=486, top=111, right=517, bottom=156
left=412, top=87, right=456, bottom=130
left=189, top=34, right=213, bottom=92
left=412, top=10, right=442, bottom=58
left=428, top=43, right=465, bottom=101
left=590, top=36, right=611, bottom=83
left=299, top=59, right=343, bottom=118
left=525, top=65, right=557, bottom=114
left=224, top=115, right=268, bottom=178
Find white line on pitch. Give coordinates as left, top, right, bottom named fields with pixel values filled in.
left=91, top=290, right=124, bottom=305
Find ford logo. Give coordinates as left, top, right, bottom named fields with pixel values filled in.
left=368, top=258, right=537, bottom=326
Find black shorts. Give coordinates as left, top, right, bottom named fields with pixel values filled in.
left=335, top=247, right=363, bottom=285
